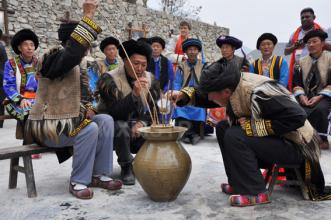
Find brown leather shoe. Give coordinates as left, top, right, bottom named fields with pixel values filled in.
left=69, top=184, right=93, bottom=199
left=90, top=177, right=123, bottom=190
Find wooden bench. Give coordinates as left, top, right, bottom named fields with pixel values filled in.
left=0, top=144, right=72, bottom=198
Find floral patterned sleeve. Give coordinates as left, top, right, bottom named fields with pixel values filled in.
left=3, top=60, right=23, bottom=103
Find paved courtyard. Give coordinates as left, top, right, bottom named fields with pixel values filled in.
left=1, top=119, right=331, bottom=220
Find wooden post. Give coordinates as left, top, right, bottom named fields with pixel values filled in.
left=8, top=157, right=19, bottom=189
left=22, top=156, right=37, bottom=198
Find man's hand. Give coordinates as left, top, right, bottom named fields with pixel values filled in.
left=294, top=40, right=304, bottom=49
left=133, top=77, right=148, bottom=97
left=86, top=108, right=96, bottom=120
left=20, top=99, right=32, bottom=110
left=299, top=95, right=309, bottom=106
left=131, top=121, right=144, bottom=138
left=307, top=95, right=323, bottom=107
left=167, top=90, right=185, bottom=104
left=83, top=0, right=98, bottom=18
left=238, top=117, right=246, bottom=130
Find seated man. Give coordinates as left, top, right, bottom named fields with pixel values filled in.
left=172, top=38, right=207, bottom=145
left=250, top=33, right=289, bottom=88
left=26, top=0, right=122, bottom=199
left=87, top=36, right=120, bottom=107
left=171, top=62, right=329, bottom=206
left=293, top=30, right=331, bottom=150
left=147, top=36, right=174, bottom=92
left=216, top=35, right=250, bottom=71
left=97, top=39, right=157, bottom=185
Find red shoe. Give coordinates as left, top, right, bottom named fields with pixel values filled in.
left=69, top=184, right=93, bottom=200
left=90, top=177, right=123, bottom=190
left=229, top=192, right=270, bottom=207
left=221, top=183, right=234, bottom=194
left=31, top=154, right=42, bottom=159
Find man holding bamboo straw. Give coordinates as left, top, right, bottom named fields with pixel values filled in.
left=97, top=39, right=159, bottom=185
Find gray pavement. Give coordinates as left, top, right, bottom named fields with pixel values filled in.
left=1, top=119, right=331, bottom=220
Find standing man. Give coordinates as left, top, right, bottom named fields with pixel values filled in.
left=250, top=33, right=289, bottom=87
left=293, top=30, right=331, bottom=150
left=171, top=63, right=329, bottom=206
left=147, top=36, right=174, bottom=92
left=172, top=38, right=207, bottom=145
left=284, top=7, right=331, bottom=90
left=26, top=0, right=122, bottom=199
left=97, top=39, right=157, bottom=185
left=165, top=21, right=191, bottom=67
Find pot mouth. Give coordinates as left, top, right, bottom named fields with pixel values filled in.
left=138, top=126, right=187, bottom=134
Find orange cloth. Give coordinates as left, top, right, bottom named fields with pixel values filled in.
left=23, top=91, right=36, bottom=99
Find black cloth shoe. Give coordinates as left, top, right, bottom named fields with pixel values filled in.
left=121, top=164, right=135, bottom=185
left=190, top=133, right=201, bottom=145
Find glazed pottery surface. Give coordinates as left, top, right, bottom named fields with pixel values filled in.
left=133, top=126, right=192, bottom=202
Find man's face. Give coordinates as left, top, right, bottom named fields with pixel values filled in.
left=207, top=89, right=233, bottom=106
left=151, top=42, right=163, bottom=58
left=125, top=54, right=148, bottom=78
left=301, top=12, right=315, bottom=30
left=220, top=44, right=235, bottom=60
left=104, top=44, right=118, bottom=61
left=307, top=36, right=325, bottom=56
left=185, top=46, right=199, bottom=62
left=259, top=39, right=275, bottom=57
left=18, top=40, right=35, bottom=59
left=180, top=25, right=190, bottom=38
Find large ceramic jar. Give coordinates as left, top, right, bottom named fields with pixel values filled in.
left=133, top=126, right=192, bottom=202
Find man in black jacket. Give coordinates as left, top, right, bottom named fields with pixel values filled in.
left=97, top=39, right=157, bottom=185
left=171, top=62, right=328, bottom=206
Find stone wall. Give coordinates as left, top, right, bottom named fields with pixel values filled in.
left=6, top=0, right=229, bottom=61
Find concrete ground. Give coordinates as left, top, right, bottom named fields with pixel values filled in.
left=1, top=119, right=331, bottom=220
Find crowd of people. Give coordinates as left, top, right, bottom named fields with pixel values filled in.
left=0, top=0, right=331, bottom=207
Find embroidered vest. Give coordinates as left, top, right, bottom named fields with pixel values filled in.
left=253, top=56, right=283, bottom=81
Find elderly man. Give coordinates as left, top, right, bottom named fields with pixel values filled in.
left=250, top=33, right=289, bottom=87
left=171, top=61, right=329, bottom=206
left=147, top=36, right=174, bottom=92
left=87, top=36, right=120, bottom=106
left=97, top=39, right=158, bottom=185
left=26, top=0, right=122, bottom=199
left=293, top=29, right=331, bottom=150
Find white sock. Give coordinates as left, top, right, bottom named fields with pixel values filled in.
left=71, top=182, right=87, bottom=190
left=93, top=175, right=112, bottom=182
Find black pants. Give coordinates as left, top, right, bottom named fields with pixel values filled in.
left=216, top=121, right=304, bottom=195
left=175, top=117, right=201, bottom=137
left=114, top=120, right=145, bottom=166
left=302, top=98, right=331, bottom=141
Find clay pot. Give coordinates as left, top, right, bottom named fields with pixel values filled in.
left=133, top=126, right=192, bottom=202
